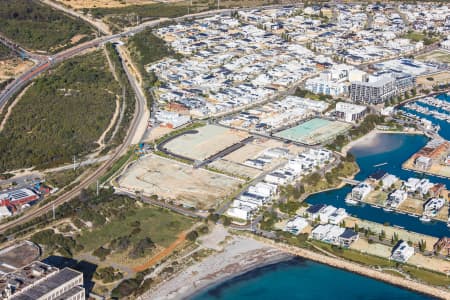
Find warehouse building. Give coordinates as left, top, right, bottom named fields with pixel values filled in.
left=0, top=261, right=85, bottom=300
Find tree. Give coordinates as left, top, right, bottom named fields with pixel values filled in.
left=418, top=239, right=426, bottom=252
left=186, top=230, right=199, bottom=242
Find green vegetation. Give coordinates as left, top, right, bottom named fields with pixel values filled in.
left=0, top=50, right=119, bottom=172
left=30, top=229, right=82, bottom=258
left=0, top=0, right=95, bottom=52
left=328, top=114, right=385, bottom=151
left=402, top=265, right=450, bottom=287
left=100, top=149, right=136, bottom=184
left=77, top=204, right=192, bottom=251
left=89, top=0, right=277, bottom=31
left=402, top=30, right=441, bottom=46
left=15, top=188, right=194, bottom=265
left=94, top=266, right=124, bottom=283
left=104, top=43, right=136, bottom=148
left=45, top=167, right=88, bottom=188
left=0, top=44, right=14, bottom=60
left=310, top=240, right=396, bottom=268
left=294, top=87, right=333, bottom=101
left=127, top=30, right=178, bottom=109
left=128, top=31, right=178, bottom=67
left=303, top=159, right=359, bottom=194
left=112, top=278, right=140, bottom=298
left=89, top=3, right=196, bottom=31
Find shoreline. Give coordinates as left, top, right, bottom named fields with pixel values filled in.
left=185, top=252, right=292, bottom=300
left=146, top=234, right=450, bottom=300
left=256, top=236, right=450, bottom=300
left=141, top=237, right=292, bottom=300
left=340, top=129, right=424, bottom=157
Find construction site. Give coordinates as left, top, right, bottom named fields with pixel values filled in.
left=117, top=154, right=243, bottom=209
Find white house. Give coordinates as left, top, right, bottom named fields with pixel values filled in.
left=390, top=241, right=415, bottom=262
left=381, top=174, right=399, bottom=190
left=328, top=208, right=348, bottom=225
left=387, top=189, right=408, bottom=208
left=284, top=216, right=309, bottom=235
left=351, top=182, right=372, bottom=201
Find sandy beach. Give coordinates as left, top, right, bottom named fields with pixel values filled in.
left=340, top=129, right=423, bottom=157
left=140, top=236, right=291, bottom=300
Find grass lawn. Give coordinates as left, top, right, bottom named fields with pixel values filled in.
left=402, top=31, right=440, bottom=45
left=416, top=50, right=450, bottom=64
left=77, top=206, right=194, bottom=250
left=382, top=269, right=405, bottom=278
left=402, top=265, right=450, bottom=287
left=311, top=240, right=396, bottom=268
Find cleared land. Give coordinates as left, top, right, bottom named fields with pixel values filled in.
left=56, top=0, right=159, bottom=9
left=164, top=125, right=249, bottom=161
left=0, top=50, right=119, bottom=172
left=416, top=49, right=450, bottom=64
left=0, top=0, right=95, bottom=52
left=210, top=137, right=304, bottom=179
left=118, top=154, right=242, bottom=209
left=416, top=71, right=450, bottom=90
left=351, top=238, right=450, bottom=274
left=275, top=118, right=351, bottom=145
left=0, top=58, right=34, bottom=84
left=88, top=0, right=278, bottom=29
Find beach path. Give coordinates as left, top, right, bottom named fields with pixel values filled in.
left=133, top=231, right=186, bottom=272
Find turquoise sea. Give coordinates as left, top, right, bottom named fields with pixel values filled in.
left=192, top=258, right=433, bottom=300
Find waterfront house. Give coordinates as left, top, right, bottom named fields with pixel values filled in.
left=390, top=240, right=415, bottom=262
left=386, top=189, right=408, bottom=208
left=338, top=228, right=359, bottom=247
left=284, top=216, right=309, bottom=235
left=350, top=183, right=372, bottom=202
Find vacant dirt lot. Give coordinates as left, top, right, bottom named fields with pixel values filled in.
left=209, top=137, right=304, bottom=178
left=416, top=71, right=450, bottom=89
left=0, top=58, right=34, bottom=83
left=56, top=0, right=158, bottom=9
left=416, top=50, right=450, bottom=64
left=118, top=154, right=242, bottom=209
left=164, top=125, right=249, bottom=161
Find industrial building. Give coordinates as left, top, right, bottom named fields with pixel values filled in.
left=0, top=261, right=84, bottom=300
left=0, top=188, right=39, bottom=208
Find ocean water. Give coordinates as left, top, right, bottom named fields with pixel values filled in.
left=192, top=258, right=433, bottom=300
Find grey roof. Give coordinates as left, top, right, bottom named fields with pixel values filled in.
left=306, top=204, right=326, bottom=214
left=12, top=268, right=82, bottom=300
left=340, top=228, right=358, bottom=239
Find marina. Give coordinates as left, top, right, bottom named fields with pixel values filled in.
left=306, top=133, right=450, bottom=238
